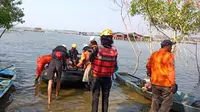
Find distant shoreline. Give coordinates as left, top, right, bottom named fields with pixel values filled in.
left=3, top=28, right=200, bottom=45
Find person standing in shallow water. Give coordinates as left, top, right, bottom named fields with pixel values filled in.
left=90, top=29, right=118, bottom=112
left=146, top=39, right=176, bottom=112
left=46, top=44, right=70, bottom=104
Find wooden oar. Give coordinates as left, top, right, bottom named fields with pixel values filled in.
left=0, top=64, right=14, bottom=72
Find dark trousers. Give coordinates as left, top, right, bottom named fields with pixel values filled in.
left=151, top=85, right=173, bottom=112
left=91, top=77, right=112, bottom=112
left=46, top=59, right=62, bottom=80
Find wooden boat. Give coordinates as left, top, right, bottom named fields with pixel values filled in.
left=115, top=72, right=200, bottom=112
left=0, top=66, right=16, bottom=98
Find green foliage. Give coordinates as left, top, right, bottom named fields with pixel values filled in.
left=0, top=0, right=24, bottom=29
left=130, top=0, right=200, bottom=37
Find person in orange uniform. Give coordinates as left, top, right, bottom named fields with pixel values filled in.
left=90, top=29, right=118, bottom=112
left=35, top=54, right=52, bottom=82
left=75, top=45, right=92, bottom=90
left=146, top=39, right=176, bottom=112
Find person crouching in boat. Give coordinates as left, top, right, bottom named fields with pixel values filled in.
left=46, top=44, right=70, bottom=104
left=74, top=45, right=92, bottom=90
left=35, top=54, right=52, bottom=83
left=146, top=39, right=176, bottom=112
left=90, top=29, right=118, bottom=112
left=69, top=44, right=80, bottom=66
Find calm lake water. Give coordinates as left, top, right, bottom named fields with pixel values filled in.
left=0, top=31, right=199, bottom=112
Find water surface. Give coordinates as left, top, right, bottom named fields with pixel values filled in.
left=0, top=31, right=199, bottom=112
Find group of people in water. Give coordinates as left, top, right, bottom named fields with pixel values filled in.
left=34, top=28, right=177, bottom=112
left=35, top=29, right=118, bottom=112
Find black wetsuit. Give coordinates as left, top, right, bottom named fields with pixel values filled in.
left=69, top=49, right=79, bottom=66
left=47, top=45, right=69, bottom=80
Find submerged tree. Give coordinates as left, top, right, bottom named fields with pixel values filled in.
left=0, top=0, right=24, bottom=38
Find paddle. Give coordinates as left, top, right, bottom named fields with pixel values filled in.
left=0, top=64, right=14, bottom=72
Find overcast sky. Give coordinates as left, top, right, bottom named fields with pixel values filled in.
left=17, top=0, right=149, bottom=34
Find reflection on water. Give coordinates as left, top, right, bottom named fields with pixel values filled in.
left=31, top=81, right=150, bottom=112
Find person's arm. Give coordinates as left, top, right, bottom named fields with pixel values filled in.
left=168, top=54, right=175, bottom=86
left=66, top=58, right=70, bottom=65
left=114, top=57, right=118, bottom=72
left=76, top=50, right=80, bottom=55
left=66, top=52, right=70, bottom=64
left=74, top=50, right=79, bottom=59
left=63, top=52, right=70, bottom=69
left=69, top=50, right=73, bottom=60
left=146, top=55, right=152, bottom=77
left=89, top=46, right=98, bottom=62
left=62, top=55, right=66, bottom=70
left=76, top=53, right=85, bottom=67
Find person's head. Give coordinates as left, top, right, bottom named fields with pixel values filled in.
left=72, top=44, right=77, bottom=49
left=100, top=29, right=113, bottom=47
left=61, top=44, right=67, bottom=48
left=60, top=44, right=67, bottom=52
left=89, top=36, right=95, bottom=42
left=61, top=44, right=67, bottom=50
left=82, top=45, right=90, bottom=52
left=161, top=39, right=174, bottom=52
left=90, top=40, right=98, bottom=46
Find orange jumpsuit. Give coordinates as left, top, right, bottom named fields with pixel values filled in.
left=36, top=54, right=52, bottom=77
left=77, top=51, right=91, bottom=82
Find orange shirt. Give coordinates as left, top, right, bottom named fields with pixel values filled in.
left=36, top=54, right=52, bottom=76
left=37, top=54, right=52, bottom=66
left=146, top=48, right=175, bottom=87
left=77, top=51, right=91, bottom=69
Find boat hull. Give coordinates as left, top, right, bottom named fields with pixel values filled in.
left=115, top=72, right=200, bottom=112
left=41, top=68, right=84, bottom=85
left=0, top=68, right=16, bottom=98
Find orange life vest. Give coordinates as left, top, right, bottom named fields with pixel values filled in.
left=92, top=45, right=118, bottom=77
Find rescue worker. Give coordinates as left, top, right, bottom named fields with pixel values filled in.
left=89, top=40, right=98, bottom=50
left=146, top=39, right=176, bottom=112
left=69, top=44, right=79, bottom=66
left=35, top=54, right=52, bottom=82
left=47, top=44, right=70, bottom=104
left=90, top=29, right=118, bottom=112
left=75, top=45, right=92, bottom=90
left=89, top=36, right=96, bottom=42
